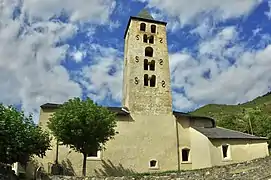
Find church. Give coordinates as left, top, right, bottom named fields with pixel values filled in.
left=35, top=9, right=269, bottom=176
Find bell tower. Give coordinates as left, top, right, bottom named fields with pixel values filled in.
left=122, top=9, right=173, bottom=115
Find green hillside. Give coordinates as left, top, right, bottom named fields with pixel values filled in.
left=190, top=92, right=271, bottom=120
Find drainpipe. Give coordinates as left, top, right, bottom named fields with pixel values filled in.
left=175, top=119, right=180, bottom=172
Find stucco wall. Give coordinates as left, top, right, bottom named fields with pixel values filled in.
left=36, top=110, right=179, bottom=176
left=190, top=128, right=212, bottom=169
left=209, top=139, right=269, bottom=166
left=176, top=117, right=192, bottom=170
left=36, top=108, right=59, bottom=173
left=95, top=113, right=178, bottom=175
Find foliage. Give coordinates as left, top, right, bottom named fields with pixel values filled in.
left=0, top=104, right=51, bottom=165
left=190, top=91, right=271, bottom=147
left=47, top=97, right=118, bottom=176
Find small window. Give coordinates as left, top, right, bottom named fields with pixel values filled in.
left=87, top=148, right=101, bottom=160
left=144, top=74, right=148, bottom=86
left=222, top=145, right=229, bottom=159
left=88, top=150, right=98, bottom=157
left=151, top=25, right=156, bottom=33
left=149, top=160, right=158, bottom=168
left=150, top=75, right=156, bottom=87
left=149, top=35, right=154, bottom=44
left=143, top=34, right=148, bottom=43
left=140, top=23, right=146, bottom=31
left=182, top=148, right=190, bottom=162
left=145, top=47, right=153, bottom=57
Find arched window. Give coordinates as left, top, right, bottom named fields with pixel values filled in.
left=149, top=35, right=154, bottom=44
left=143, top=34, right=148, bottom=43
left=144, top=74, right=148, bottom=86
left=182, top=148, right=190, bottom=162
left=151, top=25, right=156, bottom=33
left=140, top=23, right=146, bottom=31
left=144, top=74, right=156, bottom=87
left=144, top=59, right=155, bottom=71
left=150, top=75, right=156, bottom=87
left=145, top=47, right=153, bottom=57
left=150, top=60, right=155, bottom=71
left=144, top=59, right=148, bottom=70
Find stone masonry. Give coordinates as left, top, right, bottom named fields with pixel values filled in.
left=48, top=156, right=271, bottom=180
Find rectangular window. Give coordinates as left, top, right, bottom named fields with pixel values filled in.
left=222, top=144, right=230, bottom=159
left=87, top=149, right=101, bottom=160
left=182, top=148, right=190, bottom=162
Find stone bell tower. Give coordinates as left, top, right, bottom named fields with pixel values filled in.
left=122, top=9, right=173, bottom=115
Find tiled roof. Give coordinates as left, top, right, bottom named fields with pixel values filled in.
left=194, top=127, right=267, bottom=140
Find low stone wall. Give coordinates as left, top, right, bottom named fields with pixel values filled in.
left=49, top=156, right=271, bottom=180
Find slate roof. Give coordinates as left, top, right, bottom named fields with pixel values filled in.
left=173, top=111, right=216, bottom=127
left=40, top=103, right=129, bottom=116
left=193, top=127, right=267, bottom=140
left=41, top=103, right=215, bottom=121
left=124, top=9, right=166, bottom=39
left=40, top=103, right=267, bottom=140
left=136, top=9, right=154, bottom=20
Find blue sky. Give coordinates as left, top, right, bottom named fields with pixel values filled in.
left=1, top=0, right=271, bottom=122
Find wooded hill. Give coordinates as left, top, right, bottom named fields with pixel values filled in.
left=191, top=91, right=271, bottom=118
left=190, top=92, right=271, bottom=146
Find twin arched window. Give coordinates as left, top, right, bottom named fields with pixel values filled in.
left=140, top=23, right=156, bottom=33
left=144, top=74, right=156, bottom=87
left=144, top=59, right=155, bottom=71
left=143, top=35, right=154, bottom=44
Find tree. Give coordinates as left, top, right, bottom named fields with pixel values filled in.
left=47, top=97, right=118, bottom=176
left=0, top=104, right=51, bottom=165
left=217, top=106, right=271, bottom=147
left=217, top=113, right=250, bottom=133
left=241, top=107, right=271, bottom=146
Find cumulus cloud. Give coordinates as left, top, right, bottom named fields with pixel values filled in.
left=170, top=26, right=271, bottom=111
left=75, top=44, right=123, bottom=105
left=22, top=0, right=116, bottom=23
left=139, top=0, right=261, bottom=26
left=0, top=0, right=117, bottom=122
left=1, top=0, right=271, bottom=120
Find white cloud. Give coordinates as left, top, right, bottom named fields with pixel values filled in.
left=139, top=0, right=261, bottom=27
left=170, top=26, right=271, bottom=111
left=76, top=44, right=123, bottom=105
left=265, top=0, right=271, bottom=19
left=252, top=27, right=262, bottom=36
left=0, top=0, right=117, bottom=122
left=72, top=51, right=85, bottom=62
left=23, top=0, right=116, bottom=23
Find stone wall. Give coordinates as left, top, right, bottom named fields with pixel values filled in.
left=49, top=156, right=271, bottom=180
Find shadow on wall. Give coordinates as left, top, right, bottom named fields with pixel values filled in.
left=94, top=160, right=136, bottom=176
left=61, top=159, right=75, bottom=176
left=50, top=159, right=75, bottom=176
